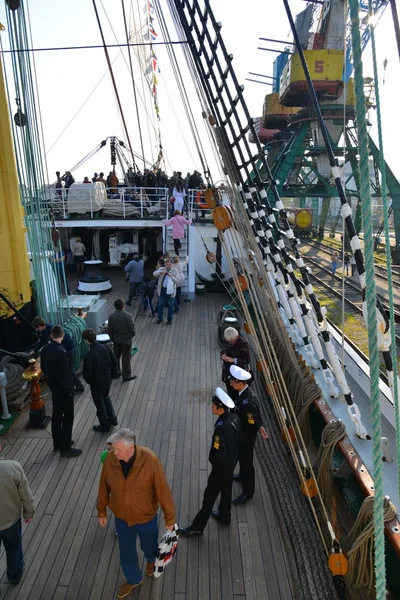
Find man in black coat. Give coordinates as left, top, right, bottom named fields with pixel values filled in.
left=82, top=329, right=118, bottom=433
left=229, top=365, right=268, bottom=505
left=31, top=316, right=84, bottom=392
left=41, top=326, right=82, bottom=457
left=179, top=387, right=241, bottom=536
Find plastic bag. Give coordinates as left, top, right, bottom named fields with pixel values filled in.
left=154, top=524, right=179, bottom=578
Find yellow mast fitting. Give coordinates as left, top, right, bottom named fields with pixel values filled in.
left=0, top=53, right=31, bottom=318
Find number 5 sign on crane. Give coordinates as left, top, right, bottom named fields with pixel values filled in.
left=315, top=60, right=325, bottom=74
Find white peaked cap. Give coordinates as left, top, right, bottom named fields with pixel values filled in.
left=214, top=386, right=235, bottom=409
left=229, top=365, right=252, bottom=381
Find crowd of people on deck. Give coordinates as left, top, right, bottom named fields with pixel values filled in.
left=55, top=168, right=204, bottom=197
left=0, top=276, right=269, bottom=598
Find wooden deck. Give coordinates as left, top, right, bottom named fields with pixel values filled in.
left=0, top=271, right=297, bottom=600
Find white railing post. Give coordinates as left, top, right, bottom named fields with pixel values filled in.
left=63, top=190, right=66, bottom=219
left=122, top=189, right=126, bottom=218
left=140, top=188, right=143, bottom=218
left=90, top=190, right=93, bottom=218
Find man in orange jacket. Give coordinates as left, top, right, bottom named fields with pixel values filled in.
left=97, top=429, right=176, bottom=598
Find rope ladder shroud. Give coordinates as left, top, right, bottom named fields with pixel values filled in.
left=164, top=2, right=364, bottom=592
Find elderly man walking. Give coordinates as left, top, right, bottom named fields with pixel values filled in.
left=0, top=445, right=35, bottom=587
left=97, top=429, right=176, bottom=598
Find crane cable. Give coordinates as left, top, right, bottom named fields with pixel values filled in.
left=92, top=0, right=137, bottom=171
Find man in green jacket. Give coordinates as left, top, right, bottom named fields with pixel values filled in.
left=0, top=445, right=35, bottom=587
left=107, top=298, right=136, bottom=382
left=97, top=429, right=176, bottom=598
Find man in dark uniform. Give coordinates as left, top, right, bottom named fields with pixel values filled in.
left=220, top=327, right=250, bottom=401
left=40, top=326, right=82, bottom=458
left=229, top=365, right=268, bottom=505
left=31, top=316, right=84, bottom=392
left=179, top=387, right=240, bottom=536
left=82, top=329, right=118, bottom=433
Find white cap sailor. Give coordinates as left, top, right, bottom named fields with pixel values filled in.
left=229, top=365, right=252, bottom=381
left=212, top=386, right=235, bottom=409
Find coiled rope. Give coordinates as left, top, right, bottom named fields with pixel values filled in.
left=315, top=420, right=347, bottom=506
left=346, top=496, right=396, bottom=594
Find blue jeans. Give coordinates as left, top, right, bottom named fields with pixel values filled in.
left=115, top=515, right=158, bottom=585
left=158, top=288, right=174, bottom=322
left=0, top=518, right=24, bottom=583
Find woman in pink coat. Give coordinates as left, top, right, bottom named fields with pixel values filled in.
left=163, top=210, right=192, bottom=256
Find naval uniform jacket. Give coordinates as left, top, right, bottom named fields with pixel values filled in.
left=209, top=411, right=241, bottom=473
left=235, top=386, right=262, bottom=440
left=220, top=336, right=250, bottom=383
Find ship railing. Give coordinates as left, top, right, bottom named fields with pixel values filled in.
left=186, top=188, right=232, bottom=220
left=187, top=189, right=212, bottom=219
left=47, top=187, right=169, bottom=220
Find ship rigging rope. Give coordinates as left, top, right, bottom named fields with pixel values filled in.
left=92, top=0, right=137, bottom=170
left=165, top=0, right=226, bottom=180
left=99, top=0, right=169, bottom=170
left=218, top=215, right=341, bottom=598
left=348, top=0, right=387, bottom=596
left=130, top=0, right=156, bottom=165
left=121, top=0, right=146, bottom=171
left=3, top=0, right=68, bottom=325
left=217, top=208, right=341, bottom=556
left=154, top=0, right=213, bottom=181
left=101, top=0, right=156, bottom=168
left=44, top=51, right=124, bottom=158
left=368, top=0, right=400, bottom=512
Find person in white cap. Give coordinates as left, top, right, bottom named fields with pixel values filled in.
left=179, top=387, right=241, bottom=536
left=229, top=365, right=268, bottom=505
left=220, top=328, right=250, bottom=400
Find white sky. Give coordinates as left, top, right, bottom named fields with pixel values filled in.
left=0, top=0, right=398, bottom=184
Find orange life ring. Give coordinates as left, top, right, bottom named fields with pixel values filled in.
left=195, top=191, right=208, bottom=210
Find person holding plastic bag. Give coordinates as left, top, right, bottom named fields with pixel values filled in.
left=153, top=258, right=180, bottom=325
